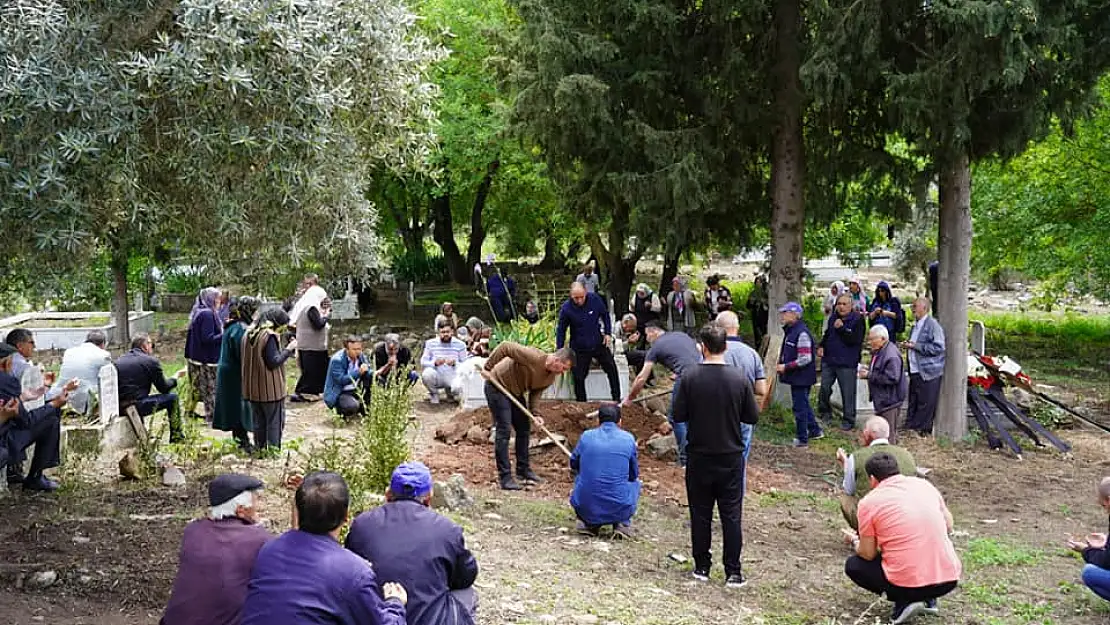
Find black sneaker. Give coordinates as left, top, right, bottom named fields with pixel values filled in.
left=22, top=475, right=60, bottom=492
left=518, top=470, right=545, bottom=484
left=923, top=599, right=939, bottom=615
left=575, top=521, right=600, bottom=536
left=6, top=468, right=24, bottom=485
left=691, top=569, right=709, bottom=582
left=725, top=573, right=747, bottom=588
left=499, top=477, right=523, bottom=491
left=890, top=601, right=925, bottom=624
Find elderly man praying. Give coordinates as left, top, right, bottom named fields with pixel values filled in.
left=161, top=474, right=273, bottom=625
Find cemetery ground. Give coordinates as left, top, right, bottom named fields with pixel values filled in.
left=1, top=313, right=1109, bottom=624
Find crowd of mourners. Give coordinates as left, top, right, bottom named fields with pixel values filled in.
left=4, top=259, right=1109, bottom=624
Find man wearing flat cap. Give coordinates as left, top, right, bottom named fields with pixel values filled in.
left=162, top=473, right=272, bottom=625
left=570, top=404, right=640, bottom=537
left=0, top=342, right=74, bottom=492
left=347, top=462, right=480, bottom=625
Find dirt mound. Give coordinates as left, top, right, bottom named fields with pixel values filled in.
left=435, top=400, right=668, bottom=447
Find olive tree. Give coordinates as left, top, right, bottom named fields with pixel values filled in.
left=0, top=0, right=441, bottom=343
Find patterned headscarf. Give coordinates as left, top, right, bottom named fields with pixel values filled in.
left=189, top=287, right=221, bottom=324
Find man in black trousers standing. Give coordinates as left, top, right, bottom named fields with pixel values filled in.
left=673, top=323, right=760, bottom=588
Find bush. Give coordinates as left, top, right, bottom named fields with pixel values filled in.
left=392, top=250, right=449, bottom=283
left=490, top=315, right=557, bottom=351
left=298, top=373, right=415, bottom=513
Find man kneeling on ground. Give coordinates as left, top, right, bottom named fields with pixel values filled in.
left=570, top=404, right=640, bottom=537
left=1067, top=477, right=1110, bottom=602
left=324, top=335, right=373, bottom=418
left=162, top=474, right=272, bottom=625
left=836, top=416, right=916, bottom=531
left=347, top=462, right=479, bottom=625
left=845, top=452, right=961, bottom=624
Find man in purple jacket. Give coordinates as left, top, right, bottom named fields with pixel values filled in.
left=242, top=472, right=409, bottom=625
left=162, top=474, right=272, bottom=625
left=347, top=462, right=479, bottom=625
left=859, top=326, right=907, bottom=442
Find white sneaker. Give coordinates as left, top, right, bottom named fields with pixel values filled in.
left=429, top=393, right=440, bottom=405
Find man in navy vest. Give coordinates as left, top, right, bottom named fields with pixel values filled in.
left=775, top=302, right=822, bottom=447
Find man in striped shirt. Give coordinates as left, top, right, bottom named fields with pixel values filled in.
left=421, top=321, right=470, bottom=404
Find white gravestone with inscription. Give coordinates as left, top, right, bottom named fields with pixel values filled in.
left=98, top=364, right=119, bottom=424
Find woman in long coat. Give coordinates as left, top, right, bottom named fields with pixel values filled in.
left=212, top=297, right=258, bottom=452
left=185, top=287, right=224, bottom=421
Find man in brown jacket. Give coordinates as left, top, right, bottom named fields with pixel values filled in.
left=483, top=342, right=574, bottom=490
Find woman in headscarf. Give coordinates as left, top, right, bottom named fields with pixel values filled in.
left=434, top=302, right=460, bottom=332
left=630, top=283, right=662, bottom=331
left=185, top=287, right=224, bottom=421
left=287, top=275, right=331, bottom=403
left=240, top=307, right=297, bottom=452
left=746, top=275, right=770, bottom=348
left=213, top=297, right=258, bottom=452
left=847, top=276, right=870, bottom=315
left=666, top=276, right=697, bottom=336
left=868, top=281, right=905, bottom=340
left=823, top=281, right=846, bottom=329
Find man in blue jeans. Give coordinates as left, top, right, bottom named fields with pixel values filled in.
left=623, top=323, right=701, bottom=466
left=1069, top=477, right=1110, bottom=602
left=716, top=311, right=767, bottom=494
left=775, top=302, right=822, bottom=448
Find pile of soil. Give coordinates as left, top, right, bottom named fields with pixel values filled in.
left=435, top=400, right=668, bottom=448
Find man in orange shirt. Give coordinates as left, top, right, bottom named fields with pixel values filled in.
left=844, top=452, right=961, bottom=624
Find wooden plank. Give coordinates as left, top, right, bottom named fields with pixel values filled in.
left=124, top=405, right=150, bottom=451
left=760, top=335, right=784, bottom=412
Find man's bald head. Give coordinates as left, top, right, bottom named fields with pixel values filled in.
left=862, top=416, right=890, bottom=444
left=1099, top=477, right=1110, bottom=501
left=569, top=282, right=587, bottom=306
left=716, top=310, right=741, bottom=334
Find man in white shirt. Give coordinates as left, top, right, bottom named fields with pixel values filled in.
left=575, top=264, right=601, bottom=295
left=421, top=321, right=470, bottom=404
left=47, top=330, right=112, bottom=415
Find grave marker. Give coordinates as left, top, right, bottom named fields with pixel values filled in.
left=98, top=364, right=119, bottom=424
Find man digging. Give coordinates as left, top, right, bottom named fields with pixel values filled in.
left=482, top=342, right=575, bottom=490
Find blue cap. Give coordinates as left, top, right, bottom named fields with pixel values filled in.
left=390, top=461, right=433, bottom=498
left=778, top=301, right=804, bottom=315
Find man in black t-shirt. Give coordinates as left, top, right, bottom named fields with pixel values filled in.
left=673, top=323, right=760, bottom=589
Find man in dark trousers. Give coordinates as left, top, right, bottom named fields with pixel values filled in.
left=776, top=302, right=822, bottom=447
left=482, top=342, right=575, bottom=490
left=556, top=282, right=621, bottom=402
left=116, top=333, right=186, bottom=443
left=672, top=324, right=760, bottom=588
left=623, top=323, right=701, bottom=466
left=347, top=462, right=479, bottom=625
left=817, top=294, right=865, bottom=432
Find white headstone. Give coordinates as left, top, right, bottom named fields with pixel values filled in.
left=133, top=292, right=144, bottom=313
left=98, top=364, right=119, bottom=423
left=970, top=321, right=986, bottom=355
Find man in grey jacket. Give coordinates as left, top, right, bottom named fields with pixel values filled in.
left=901, top=298, right=946, bottom=436
left=859, top=326, right=906, bottom=442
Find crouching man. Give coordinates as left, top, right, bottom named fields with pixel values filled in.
left=1067, top=477, right=1110, bottom=603
left=845, top=452, right=960, bottom=623
left=347, top=462, right=479, bottom=625
left=161, top=474, right=272, bottom=625
left=570, top=404, right=640, bottom=537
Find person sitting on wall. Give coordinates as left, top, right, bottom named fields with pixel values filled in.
left=47, top=330, right=111, bottom=416
left=115, top=333, right=187, bottom=443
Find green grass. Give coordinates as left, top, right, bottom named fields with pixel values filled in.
left=970, top=311, right=1110, bottom=342
left=964, top=537, right=1043, bottom=568
left=964, top=581, right=1013, bottom=607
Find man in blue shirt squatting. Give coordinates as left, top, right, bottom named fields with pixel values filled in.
left=570, top=404, right=641, bottom=538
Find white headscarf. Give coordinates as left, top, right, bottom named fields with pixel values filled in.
left=288, top=285, right=328, bottom=327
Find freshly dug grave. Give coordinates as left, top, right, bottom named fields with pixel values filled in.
left=435, top=400, right=669, bottom=448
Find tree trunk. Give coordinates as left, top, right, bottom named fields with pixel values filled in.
left=465, top=160, right=500, bottom=268
left=767, top=0, right=806, bottom=339
left=658, top=250, right=681, bottom=299
left=386, top=201, right=426, bottom=261
left=934, top=151, right=971, bottom=440
left=537, top=227, right=564, bottom=269
left=429, top=193, right=471, bottom=284
left=586, top=205, right=641, bottom=313
left=109, top=248, right=131, bottom=347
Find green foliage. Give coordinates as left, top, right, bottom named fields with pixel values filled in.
left=964, top=538, right=1043, bottom=569
left=300, top=376, right=416, bottom=513
left=805, top=206, right=891, bottom=266
left=0, top=0, right=442, bottom=302
left=970, top=312, right=1110, bottom=344
left=489, top=315, right=556, bottom=351
left=971, top=77, right=1110, bottom=302
left=161, top=267, right=211, bottom=296
left=391, top=250, right=450, bottom=283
